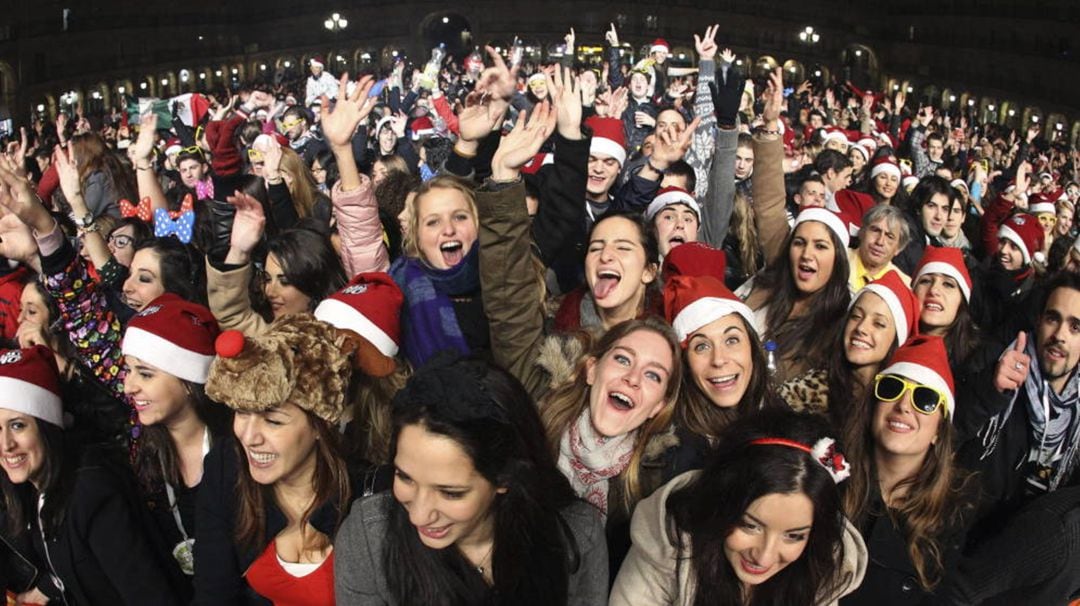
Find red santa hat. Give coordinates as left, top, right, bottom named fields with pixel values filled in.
left=795, top=207, right=851, bottom=248
left=645, top=186, right=701, bottom=222
left=878, top=335, right=956, bottom=421
left=902, top=175, right=920, bottom=191
left=661, top=241, right=727, bottom=284
left=997, top=213, right=1044, bottom=266
left=122, top=294, right=220, bottom=384
left=1027, top=192, right=1057, bottom=216
left=585, top=116, right=627, bottom=166
left=852, top=270, right=919, bottom=345
left=821, top=127, right=849, bottom=148
left=410, top=116, right=435, bottom=140
left=520, top=152, right=554, bottom=175
left=310, top=55, right=326, bottom=69
left=849, top=143, right=870, bottom=163
left=949, top=178, right=969, bottom=194
left=857, top=136, right=878, bottom=152
left=663, top=275, right=758, bottom=344
left=164, top=137, right=182, bottom=157
left=650, top=38, right=670, bottom=54
left=869, top=158, right=901, bottom=181
left=314, top=272, right=403, bottom=377
left=914, top=246, right=972, bottom=302
left=0, top=346, right=64, bottom=427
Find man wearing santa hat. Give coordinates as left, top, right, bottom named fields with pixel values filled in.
left=305, top=55, right=339, bottom=106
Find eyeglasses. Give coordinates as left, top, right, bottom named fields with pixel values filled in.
left=281, top=117, right=305, bottom=131
left=108, top=234, right=134, bottom=249
left=874, top=374, right=947, bottom=415
left=180, top=145, right=203, bottom=156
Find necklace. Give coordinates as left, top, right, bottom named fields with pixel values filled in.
left=473, top=542, right=495, bottom=576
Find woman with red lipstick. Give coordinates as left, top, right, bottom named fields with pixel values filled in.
left=195, top=314, right=357, bottom=605
left=334, top=356, right=608, bottom=605
left=0, top=345, right=189, bottom=604
left=610, top=408, right=867, bottom=606
left=740, top=207, right=852, bottom=382
left=840, top=336, right=975, bottom=605
left=910, top=247, right=987, bottom=371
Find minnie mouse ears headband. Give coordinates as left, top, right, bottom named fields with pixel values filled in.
left=749, top=437, right=851, bottom=484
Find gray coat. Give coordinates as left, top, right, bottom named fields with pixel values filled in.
left=333, top=492, right=609, bottom=605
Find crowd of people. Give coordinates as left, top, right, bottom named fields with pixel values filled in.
left=0, top=20, right=1078, bottom=606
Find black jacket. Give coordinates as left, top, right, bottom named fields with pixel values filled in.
left=0, top=447, right=188, bottom=605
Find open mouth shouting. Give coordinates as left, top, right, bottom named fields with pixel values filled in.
left=795, top=261, right=817, bottom=282
left=440, top=241, right=464, bottom=266
left=608, top=390, right=636, bottom=411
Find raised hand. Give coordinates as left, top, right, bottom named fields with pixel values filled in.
left=0, top=212, right=39, bottom=267
left=694, top=25, right=719, bottom=62
left=53, top=145, right=83, bottom=204
left=390, top=111, right=408, bottom=138
left=320, top=74, right=376, bottom=148
left=564, top=27, right=576, bottom=54
left=262, top=139, right=283, bottom=177
left=1013, top=160, right=1033, bottom=199
left=762, top=68, right=784, bottom=129
left=0, top=155, right=52, bottom=233
left=824, top=88, right=836, bottom=109
left=491, top=102, right=557, bottom=181
left=546, top=66, right=583, bottom=140
left=994, top=332, right=1030, bottom=392
left=457, top=91, right=508, bottom=143
left=224, top=190, right=266, bottom=264
left=474, top=46, right=517, bottom=100
left=133, top=113, right=157, bottom=162
left=609, top=86, right=629, bottom=120
left=605, top=23, right=620, bottom=47
left=651, top=116, right=702, bottom=169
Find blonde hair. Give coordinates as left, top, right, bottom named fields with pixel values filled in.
left=279, top=147, right=321, bottom=219
left=401, top=175, right=479, bottom=261
left=539, top=318, right=682, bottom=508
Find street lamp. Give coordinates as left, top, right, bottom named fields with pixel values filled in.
left=325, top=12, right=347, bottom=32
left=798, top=26, right=820, bottom=44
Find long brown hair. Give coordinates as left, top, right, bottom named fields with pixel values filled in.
left=539, top=317, right=682, bottom=507
left=345, top=362, right=411, bottom=465
left=279, top=147, right=322, bottom=219
left=70, top=132, right=137, bottom=202
left=843, top=401, right=975, bottom=590
left=728, top=190, right=762, bottom=282
left=233, top=412, right=351, bottom=550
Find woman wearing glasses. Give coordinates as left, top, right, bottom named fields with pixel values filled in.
left=839, top=335, right=976, bottom=605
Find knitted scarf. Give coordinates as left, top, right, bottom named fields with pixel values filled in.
left=389, top=246, right=479, bottom=368
left=1020, top=334, right=1080, bottom=492
left=557, top=409, right=635, bottom=517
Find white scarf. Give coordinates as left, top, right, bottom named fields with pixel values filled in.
left=557, top=409, right=635, bottom=517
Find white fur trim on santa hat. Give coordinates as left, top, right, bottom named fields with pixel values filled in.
left=902, top=176, right=920, bottom=190
left=822, top=130, right=849, bottom=145
left=850, top=144, right=870, bottom=162
left=794, top=208, right=850, bottom=248
left=165, top=142, right=182, bottom=156
left=998, top=224, right=1032, bottom=265
left=314, top=298, right=399, bottom=356
left=858, top=137, right=877, bottom=150
left=950, top=178, right=969, bottom=192
left=590, top=137, right=627, bottom=166
left=651, top=43, right=670, bottom=54
left=0, top=377, right=63, bottom=427
left=645, top=190, right=701, bottom=221
left=870, top=161, right=901, bottom=181
left=1029, top=201, right=1056, bottom=216
left=915, top=261, right=972, bottom=302
left=123, top=327, right=214, bottom=384
left=310, top=58, right=324, bottom=68
left=672, top=297, right=759, bottom=342
left=879, top=361, right=955, bottom=420
left=859, top=283, right=910, bottom=344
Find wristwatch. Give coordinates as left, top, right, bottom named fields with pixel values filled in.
left=75, top=212, right=95, bottom=229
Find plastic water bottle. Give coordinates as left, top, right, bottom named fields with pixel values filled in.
left=764, top=340, right=779, bottom=377
left=508, top=37, right=525, bottom=73
left=420, top=44, right=446, bottom=89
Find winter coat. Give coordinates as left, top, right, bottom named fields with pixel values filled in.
left=206, top=260, right=270, bottom=337
left=332, top=174, right=390, bottom=277
left=610, top=470, right=868, bottom=606
left=333, top=492, right=609, bottom=605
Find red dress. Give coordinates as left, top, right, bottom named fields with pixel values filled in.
left=245, top=541, right=335, bottom=606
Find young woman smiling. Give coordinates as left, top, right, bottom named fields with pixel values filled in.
left=334, top=356, right=608, bottom=605
left=840, top=336, right=975, bottom=605
left=741, top=208, right=852, bottom=382
left=196, top=314, right=357, bottom=604
left=610, top=408, right=867, bottom=606
left=0, top=345, right=189, bottom=604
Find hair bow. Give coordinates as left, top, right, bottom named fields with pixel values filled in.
left=120, top=197, right=153, bottom=222
left=171, top=193, right=195, bottom=218
left=154, top=208, right=195, bottom=244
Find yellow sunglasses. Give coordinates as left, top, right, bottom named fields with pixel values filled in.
left=874, top=374, right=948, bottom=416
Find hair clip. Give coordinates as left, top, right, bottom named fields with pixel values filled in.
left=749, top=436, right=851, bottom=484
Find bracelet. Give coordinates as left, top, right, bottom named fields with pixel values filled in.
left=77, top=221, right=101, bottom=234
left=136, top=163, right=152, bottom=171
left=454, top=144, right=477, bottom=159
left=646, top=159, right=667, bottom=175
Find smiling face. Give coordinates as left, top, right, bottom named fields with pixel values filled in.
left=789, top=221, right=836, bottom=296
left=872, top=384, right=942, bottom=460
left=655, top=110, right=686, bottom=139
left=378, top=127, right=397, bottom=155
left=913, top=273, right=963, bottom=335
left=873, top=172, right=900, bottom=201
left=1036, top=287, right=1080, bottom=393
left=1056, top=206, right=1073, bottom=237
left=585, top=216, right=656, bottom=315
left=996, top=239, right=1025, bottom=271
left=858, top=218, right=902, bottom=272
left=123, top=355, right=192, bottom=427
left=845, top=292, right=896, bottom=368
left=920, top=192, right=950, bottom=237
left=686, top=315, right=754, bottom=408
left=392, top=423, right=502, bottom=549
left=122, top=248, right=166, bottom=312
left=18, top=284, right=50, bottom=328
left=234, top=402, right=320, bottom=487
left=848, top=149, right=866, bottom=174
left=415, top=187, right=478, bottom=270
left=0, top=409, right=47, bottom=487
left=586, top=154, right=621, bottom=201
left=724, top=492, right=814, bottom=587
left=585, top=329, right=674, bottom=438
left=654, top=205, right=700, bottom=257
left=262, top=253, right=311, bottom=319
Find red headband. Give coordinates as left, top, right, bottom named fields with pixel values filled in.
left=749, top=437, right=851, bottom=484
